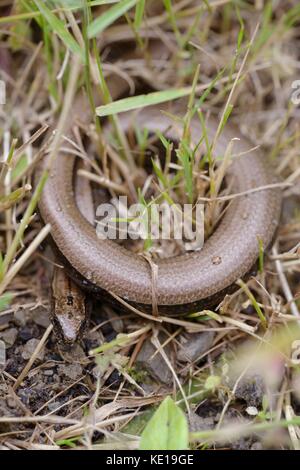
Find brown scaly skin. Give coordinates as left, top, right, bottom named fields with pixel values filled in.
left=35, top=42, right=282, bottom=341
left=37, top=97, right=282, bottom=318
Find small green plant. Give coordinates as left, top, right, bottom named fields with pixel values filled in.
left=139, top=396, right=189, bottom=450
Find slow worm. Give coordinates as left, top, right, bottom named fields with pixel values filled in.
left=37, top=71, right=282, bottom=319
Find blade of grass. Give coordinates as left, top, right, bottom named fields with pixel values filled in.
left=88, top=0, right=138, bottom=38
left=228, top=5, right=245, bottom=81
left=0, top=224, right=52, bottom=297
left=0, top=139, right=18, bottom=193
left=1, top=55, right=81, bottom=278
left=176, top=141, right=194, bottom=203
left=96, top=87, right=193, bottom=116
left=163, top=0, right=183, bottom=49
left=190, top=417, right=300, bottom=444
left=34, top=0, right=84, bottom=61
left=211, top=23, right=259, bottom=153
left=92, top=31, right=135, bottom=169
left=96, top=66, right=225, bottom=117
left=177, top=64, right=200, bottom=203
left=0, top=185, right=32, bottom=213
left=134, top=0, right=145, bottom=30
left=0, top=171, right=49, bottom=280
left=0, top=1, right=120, bottom=25
left=0, top=293, right=12, bottom=312
left=82, top=2, right=103, bottom=138
left=237, top=279, right=267, bottom=330
left=182, top=64, right=200, bottom=140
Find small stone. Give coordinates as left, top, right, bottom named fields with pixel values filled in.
left=135, top=335, right=172, bottom=385
left=246, top=406, right=258, bottom=416
left=22, top=338, right=45, bottom=361
left=43, top=369, right=54, bottom=376
left=57, top=363, right=83, bottom=380
left=59, top=344, right=87, bottom=363
left=48, top=401, right=61, bottom=412
left=177, top=331, right=215, bottom=363
left=18, top=327, right=35, bottom=342
left=0, top=312, right=13, bottom=326
left=33, top=307, right=50, bottom=328
left=0, top=328, right=18, bottom=348
left=14, top=309, right=30, bottom=326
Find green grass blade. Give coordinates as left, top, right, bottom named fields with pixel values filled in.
left=96, top=87, right=192, bottom=116
left=134, top=0, right=145, bottom=30
left=237, top=279, right=267, bottom=330
left=52, top=0, right=116, bottom=7
left=176, top=140, right=194, bottom=203
left=88, top=0, right=138, bottom=38
left=0, top=1, right=120, bottom=25
left=34, top=0, right=84, bottom=60
left=0, top=293, right=12, bottom=312
left=163, top=0, right=183, bottom=48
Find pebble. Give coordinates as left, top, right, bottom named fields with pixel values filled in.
left=135, top=335, right=172, bottom=385
left=14, top=309, right=30, bottom=326
left=177, top=331, right=215, bottom=363
left=57, top=363, right=83, bottom=380
left=33, top=307, right=51, bottom=328
left=47, top=401, right=61, bottom=412
left=59, top=344, right=87, bottom=363
left=0, top=328, right=18, bottom=348
left=22, top=338, right=45, bottom=361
